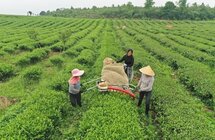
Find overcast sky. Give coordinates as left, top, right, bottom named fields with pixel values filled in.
left=0, top=0, right=214, bottom=15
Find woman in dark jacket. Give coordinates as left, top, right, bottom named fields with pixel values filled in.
left=117, top=49, right=134, bottom=83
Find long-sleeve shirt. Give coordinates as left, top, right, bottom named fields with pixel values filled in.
left=69, top=81, right=81, bottom=94
left=117, top=55, right=134, bottom=67
left=138, top=74, right=154, bottom=92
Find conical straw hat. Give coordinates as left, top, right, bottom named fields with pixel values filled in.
left=139, top=66, right=155, bottom=76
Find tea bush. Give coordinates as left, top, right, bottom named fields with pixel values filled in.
left=0, top=63, right=14, bottom=81
left=22, top=66, right=42, bottom=81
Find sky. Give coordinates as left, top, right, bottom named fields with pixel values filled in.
left=0, top=0, right=214, bottom=15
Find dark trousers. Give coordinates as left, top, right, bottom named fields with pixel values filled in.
left=138, top=91, right=152, bottom=115
left=69, top=93, right=81, bottom=107
left=124, top=66, right=133, bottom=83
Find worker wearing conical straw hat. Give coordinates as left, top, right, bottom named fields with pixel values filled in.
left=136, top=65, right=155, bottom=117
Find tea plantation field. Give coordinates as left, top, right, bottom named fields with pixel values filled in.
left=0, top=15, right=215, bottom=139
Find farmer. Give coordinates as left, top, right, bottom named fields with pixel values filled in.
left=117, top=49, right=134, bottom=83
left=68, top=68, right=84, bottom=107
left=136, top=66, right=155, bottom=117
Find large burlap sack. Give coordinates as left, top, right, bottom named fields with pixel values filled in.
left=101, top=58, right=129, bottom=86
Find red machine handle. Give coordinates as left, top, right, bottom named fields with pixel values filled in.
left=108, top=86, right=136, bottom=99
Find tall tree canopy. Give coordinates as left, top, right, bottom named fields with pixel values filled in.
left=144, top=0, right=155, bottom=8
left=40, top=0, right=215, bottom=20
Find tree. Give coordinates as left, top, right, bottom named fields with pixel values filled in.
left=162, top=1, right=176, bottom=19
left=39, top=11, right=46, bottom=16
left=192, top=2, right=198, bottom=7
left=144, top=0, right=155, bottom=8
left=127, top=2, right=134, bottom=8
left=198, top=3, right=211, bottom=20
left=177, top=0, right=188, bottom=19
left=92, top=6, right=97, bottom=9
left=178, top=0, right=187, bottom=8
left=27, top=11, right=33, bottom=16
left=164, top=1, right=176, bottom=11
left=36, top=1, right=215, bottom=20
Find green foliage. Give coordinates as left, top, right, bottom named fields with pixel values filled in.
left=116, top=25, right=215, bottom=139
left=162, top=1, right=177, bottom=19
left=2, top=45, right=15, bottom=53
left=22, top=66, right=42, bottom=81
left=50, top=56, right=64, bottom=67
left=18, top=44, right=34, bottom=51
left=16, top=48, right=49, bottom=66
left=74, top=39, right=94, bottom=52
left=0, top=89, right=68, bottom=139
left=27, top=30, right=44, bottom=48
left=0, top=16, right=215, bottom=140
left=39, top=35, right=59, bottom=47
left=49, top=73, right=68, bottom=92
left=0, top=50, right=6, bottom=56
left=145, top=0, right=155, bottom=8
left=0, top=63, right=14, bottom=81
left=77, top=49, right=95, bottom=65
left=133, top=62, right=142, bottom=70
left=50, top=43, right=64, bottom=52
left=73, top=94, right=144, bottom=139
left=41, top=1, right=215, bottom=20
left=136, top=28, right=215, bottom=68
left=27, top=30, right=39, bottom=41
left=59, top=30, right=72, bottom=51
left=123, top=22, right=215, bottom=109
left=28, top=49, right=49, bottom=63
left=179, top=0, right=187, bottom=8
left=63, top=49, right=79, bottom=58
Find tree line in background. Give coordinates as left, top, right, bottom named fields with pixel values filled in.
left=39, top=0, right=215, bottom=20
